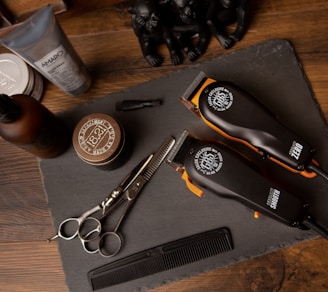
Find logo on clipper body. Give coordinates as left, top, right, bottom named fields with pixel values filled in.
left=289, top=141, right=303, bottom=160
left=208, top=86, right=233, bottom=112
left=194, top=147, right=223, bottom=175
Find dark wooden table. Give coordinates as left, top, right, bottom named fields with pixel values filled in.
left=0, top=1, right=327, bottom=291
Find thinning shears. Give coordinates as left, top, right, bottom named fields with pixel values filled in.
left=48, top=136, right=175, bottom=257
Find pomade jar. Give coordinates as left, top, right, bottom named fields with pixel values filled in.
left=73, top=113, right=127, bottom=169
left=0, top=53, right=44, bottom=100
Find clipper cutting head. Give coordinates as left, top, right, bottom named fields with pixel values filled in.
left=166, top=130, right=194, bottom=173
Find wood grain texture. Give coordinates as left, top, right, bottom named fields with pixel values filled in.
left=151, top=238, right=328, bottom=292
left=0, top=0, right=67, bottom=27
left=0, top=0, right=327, bottom=291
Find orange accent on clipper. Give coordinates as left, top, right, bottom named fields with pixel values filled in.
left=182, top=171, right=204, bottom=197
left=254, top=211, right=260, bottom=219
left=188, top=77, right=216, bottom=115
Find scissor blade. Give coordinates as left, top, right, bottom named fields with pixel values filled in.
left=120, top=136, right=175, bottom=203
left=102, top=155, right=153, bottom=211
left=142, top=136, right=176, bottom=181
left=119, top=154, right=153, bottom=191
left=99, top=136, right=176, bottom=246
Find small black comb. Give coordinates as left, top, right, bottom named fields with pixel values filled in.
left=88, top=227, right=233, bottom=290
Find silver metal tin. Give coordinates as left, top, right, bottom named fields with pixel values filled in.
left=0, top=53, right=44, bottom=100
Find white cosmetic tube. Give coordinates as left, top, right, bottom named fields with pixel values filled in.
left=1, top=5, right=91, bottom=96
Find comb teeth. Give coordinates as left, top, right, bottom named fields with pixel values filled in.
left=88, top=228, right=233, bottom=290
left=143, top=136, right=176, bottom=181
left=162, top=234, right=232, bottom=268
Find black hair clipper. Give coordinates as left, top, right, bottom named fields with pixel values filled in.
left=166, top=130, right=328, bottom=238
left=181, top=71, right=328, bottom=180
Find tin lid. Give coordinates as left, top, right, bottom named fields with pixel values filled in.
left=0, top=53, right=30, bottom=96
left=73, top=113, right=125, bottom=165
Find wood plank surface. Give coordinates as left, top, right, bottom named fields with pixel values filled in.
left=0, top=0, right=327, bottom=291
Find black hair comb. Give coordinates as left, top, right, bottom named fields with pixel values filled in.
left=88, top=227, right=233, bottom=290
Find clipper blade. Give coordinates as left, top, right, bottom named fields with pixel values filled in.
left=181, top=71, right=207, bottom=114
left=166, top=130, right=193, bottom=172
left=166, top=130, right=206, bottom=197
left=181, top=71, right=207, bottom=101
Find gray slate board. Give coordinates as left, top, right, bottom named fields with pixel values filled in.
left=40, top=39, right=328, bottom=292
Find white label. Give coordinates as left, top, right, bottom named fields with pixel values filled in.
left=208, top=87, right=233, bottom=112
left=289, top=141, right=303, bottom=160
left=34, top=45, right=85, bottom=91
left=194, top=147, right=223, bottom=175
left=266, top=188, right=280, bottom=210
left=0, top=69, right=16, bottom=91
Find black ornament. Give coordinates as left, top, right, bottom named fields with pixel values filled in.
left=129, top=0, right=250, bottom=67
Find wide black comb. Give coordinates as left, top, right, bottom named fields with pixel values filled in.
left=88, top=227, right=233, bottom=290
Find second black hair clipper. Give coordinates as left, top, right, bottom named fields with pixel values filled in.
left=166, top=130, right=328, bottom=238
left=181, top=71, right=328, bottom=180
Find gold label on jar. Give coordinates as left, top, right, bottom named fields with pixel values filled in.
left=73, top=113, right=123, bottom=165
left=78, top=118, right=116, bottom=156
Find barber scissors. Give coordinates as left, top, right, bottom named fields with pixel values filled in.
left=48, top=136, right=175, bottom=257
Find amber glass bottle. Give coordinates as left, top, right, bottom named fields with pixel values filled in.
left=0, top=93, right=70, bottom=158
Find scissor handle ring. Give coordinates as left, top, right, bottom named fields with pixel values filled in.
left=81, top=236, right=101, bottom=254
left=58, top=218, right=80, bottom=240
left=78, top=217, right=102, bottom=242
left=98, top=232, right=123, bottom=257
